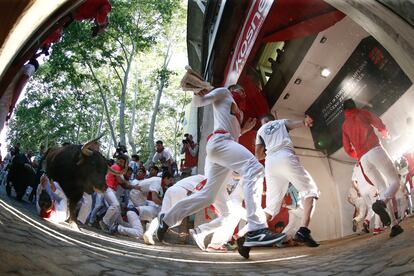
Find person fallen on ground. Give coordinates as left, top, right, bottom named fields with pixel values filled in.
left=36, top=174, right=69, bottom=223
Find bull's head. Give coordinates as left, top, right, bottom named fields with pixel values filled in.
left=77, top=134, right=108, bottom=194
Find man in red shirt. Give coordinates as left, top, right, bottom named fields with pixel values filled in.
left=342, top=98, right=403, bottom=237
left=100, top=154, right=140, bottom=232
left=181, top=134, right=199, bottom=177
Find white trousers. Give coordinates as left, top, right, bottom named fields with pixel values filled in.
left=89, top=192, right=104, bottom=224
left=360, top=146, right=400, bottom=226
left=264, top=151, right=319, bottom=218
left=362, top=192, right=381, bottom=228
left=283, top=208, right=303, bottom=239
left=77, top=193, right=92, bottom=224
left=138, top=202, right=160, bottom=221
left=163, top=134, right=267, bottom=232
left=144, top=186, right=190, bottom=238
left=160, top=185, right=189, bottom=220
left=360, top=146, right=400, bottom=200
left=354, top=197, right=368, bottom=223
left=103, top=188, right=121, bottom=226
left=118, top=211, right=144, bottom=238
left=208, top=180, right=247, bottom=246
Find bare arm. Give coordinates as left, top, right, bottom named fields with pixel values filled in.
left=241, top=118, right=257, bottom=135
left=150, top=191, right=162, bottom=205
left=117, top=176, right=140, bottom=190
left=255, top=143, right=266, bottom=161
left=192, top=87, right=228, bottom=107
left=188, top=144, right=198, bottom=157
left=352, top=180, right=361, bottom=197
left=285, top=115, right=313, bottom=130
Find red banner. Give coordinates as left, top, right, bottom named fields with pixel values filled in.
left=224, top=0, right=274, bottom=85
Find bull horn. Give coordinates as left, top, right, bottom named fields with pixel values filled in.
left=108, top=165, right=123, bottom=176
left=81, top=134, right=105, bottom=156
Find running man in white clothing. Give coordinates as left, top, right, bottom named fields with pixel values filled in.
left=143, top=174, right=207, bottom=245
left=351, top=164, right=382, bottom=234
left=256, top=113, right=320, bottom=247
left=157, top=84, right=286, bottom=259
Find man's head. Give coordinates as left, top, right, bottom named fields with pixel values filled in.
left=260, top=113, right=275, bottom=125
left=228, top=84, right=247, bottom=111
left=274, top=221, right=285, bottom=233
left=343, top=99, right=356, bottom=111
left=38, top=189, right=52, bottom=215
left=131, top=154, right=139, bottom=162
left=136, top=167, right=147, bottom=180
left=39, top=144, right=45, bottom=154
left=124, top=166, right=133, bottom=180
left=162, top=171, right=174, bottom=186
left=116, top=154, right=128, bottom=168
left=150, top=165, right=159, bottom=177
left=155, top=140, right=164, bottom=153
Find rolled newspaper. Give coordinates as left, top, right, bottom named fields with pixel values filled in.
left=180, top=65, right=214, bottom=94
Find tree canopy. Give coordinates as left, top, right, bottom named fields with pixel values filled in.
left=7, top=0, right=191, bottom=162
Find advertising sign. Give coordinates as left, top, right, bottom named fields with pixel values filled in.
left=224, top=0, right=274, bottom=85
left=306, top=36, right=412, bottom=155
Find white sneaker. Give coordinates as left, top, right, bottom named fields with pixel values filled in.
left=189, top=228, right=206, bottom=251
left=143, top=231, right=155, bottom=245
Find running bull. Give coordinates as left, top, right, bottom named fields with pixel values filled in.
left=46, top=137, right=121, bottom=223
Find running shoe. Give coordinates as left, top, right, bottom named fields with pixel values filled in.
left=294, top=227, right=320, bottom=247
left=143, top=231, right=155, bottom=245
left=372, top=200, right=391, bottom=226
left=189, top=228, right=207, bottom=251
left=244, top=228, right=286, bottom=247
left=237, top=237, right=251, bottom=259
left=389, top=225, right=404, bottom=237
left=156, top=215, right=169, bottom=242
left=362, top=220, right=370, bottom=233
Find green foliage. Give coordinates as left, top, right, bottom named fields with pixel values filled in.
left=8, top=0, right=189, bottom=162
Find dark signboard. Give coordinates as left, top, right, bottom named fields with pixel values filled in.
left=306, top=36, right=412, bottom=155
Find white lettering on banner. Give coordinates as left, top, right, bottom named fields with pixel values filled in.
left=225, top=0, right=274, bottom=85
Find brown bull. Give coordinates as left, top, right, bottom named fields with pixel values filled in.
left=46, top=137, right=113, bottom=223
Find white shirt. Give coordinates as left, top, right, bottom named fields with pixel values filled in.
left=192, top=87, right=241, bottom=141
left=256, top=119, right=294, bottom=154
left=129, top=177, right=162, bottom=207
left=36, top=181, right=68, bottom=222
left=174, top=174, right=207, bottom=192
left=351, top=165, right=377, bottom=197
left=152, top=148, right=174, bottom=164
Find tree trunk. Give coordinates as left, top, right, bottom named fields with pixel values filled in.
left=173, top=93, right=188, bottom=160
left=147, top=43, right=172, bottom=162
left=85, top=61, right=117, bottom=146
left=119, top=43, right=136, bottom=147
left=128, top=77, right=139, bottom=154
